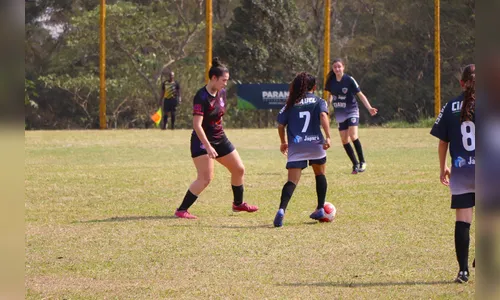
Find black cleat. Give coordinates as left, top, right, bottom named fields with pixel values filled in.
left=454, top=271, right=469, bottom=283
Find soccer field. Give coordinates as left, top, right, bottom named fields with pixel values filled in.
left=25, top=128, right=475, bottom=299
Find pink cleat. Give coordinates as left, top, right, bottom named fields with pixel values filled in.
left=174, top=209, right=198, bottom=219
left=232, top=202, right=259, bottom=213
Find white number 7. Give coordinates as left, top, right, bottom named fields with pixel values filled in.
left=299, top=111, right=311, bottom=133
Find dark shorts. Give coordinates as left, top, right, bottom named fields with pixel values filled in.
left=163, top=99, right=178, bottom=112
left=451, top=193, right=475, bottom=209
left=286, top=156, right=327, bottom=169
left=338, top=117, right=359, bottom=131
left=190, top=135, right=235, bottom=158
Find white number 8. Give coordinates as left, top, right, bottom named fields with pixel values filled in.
left=460, top=121, right=475, bottom=151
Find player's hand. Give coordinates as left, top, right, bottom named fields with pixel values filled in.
left=323, top=138, right=331, bottom=150
left=206, top=145, right=218, bottom=159
left=280, top=143, right=288, bottom=156
left=369, top=107, right=378, bottom=116
left=440, top=166, right=451, bottom=186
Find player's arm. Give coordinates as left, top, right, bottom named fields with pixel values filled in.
left=327, top=94, right=333, bottom=106
left=356, top=91, right=378, bottom=116
left=159, top=82, right=165, bottom=106
left=193, top=115, right=218, bottom=158
left=278, top=124, right=288, bottom=155
left=438, top=139, right=450, bottom=186
left=177, top=82, right=181, bottom=103
left=320, top=112, right=331, bottom=150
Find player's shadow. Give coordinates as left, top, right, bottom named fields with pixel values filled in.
left=77, top=215, right=177, bottom=223
left=278, top=280, right=454, bottom=288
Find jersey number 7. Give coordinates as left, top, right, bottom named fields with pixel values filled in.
left=299, top=111, right=311, bottom=133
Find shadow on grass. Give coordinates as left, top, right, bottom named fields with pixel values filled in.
left=77, top=215, right=177, bottom=223
left=277, top=280, right=455, bottom=288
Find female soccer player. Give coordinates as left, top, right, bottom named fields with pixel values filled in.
left=430, top=64, right=475, bottom=283
left=174, top=58, right=258, bottom=219
left=324, top=58, right=378, bottom=174
left=273, top=72, right=331, bottom=227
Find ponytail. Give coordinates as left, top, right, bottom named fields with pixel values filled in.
left=460, top=64, right=475, bottom=123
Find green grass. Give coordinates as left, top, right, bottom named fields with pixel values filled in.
left=25, top=128, right=474, bottom=299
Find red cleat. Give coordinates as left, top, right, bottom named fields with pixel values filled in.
left=174, top=209, right=198, bottom=219
left=232, top=202, right=259, bottom=213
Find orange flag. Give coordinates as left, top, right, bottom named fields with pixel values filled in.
left=150, top=107, right=162, bottom=127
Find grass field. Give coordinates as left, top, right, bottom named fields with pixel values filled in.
left=25, top=128, right=475, bottom=299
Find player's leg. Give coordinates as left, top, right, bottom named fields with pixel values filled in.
left=274, top=164, right=303, bottom=227
left=170, top=102, right=177, bottom=130
left=339, top=121, right=358, bottom=173
left=175, top=154, right=214, bottom=219
left=216, top=147, right=258, bottom=212
left=309, top=158, right=327, bottom=220
left=452, top=193, right=475, bottom=283
left=348, top=120, right=366, bottom=172
left=161, top=99, right=168, bottom=130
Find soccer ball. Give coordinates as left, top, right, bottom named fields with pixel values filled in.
left=319, top=202, right=336, bottom=222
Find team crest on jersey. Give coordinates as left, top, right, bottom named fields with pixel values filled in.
left=342, top=88, right=348, bottom=94
left=351, top=117, right=357, bottom=123
left=219, top=97, right=225, bottom=107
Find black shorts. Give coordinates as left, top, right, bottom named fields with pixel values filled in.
left=451, top=193, right=475, bottom=209
left=163, top=99, right=178, bottom=112
left=337, top=117, right=359, bottom=131
left=286, top=156, right=327, bottom=169
left=190, top=135, right=235, bottom=158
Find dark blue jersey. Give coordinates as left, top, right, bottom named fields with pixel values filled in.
left=324, top=74, right=361, bottom=122
left=430, top=93, right=475, bottom=195
left=192, top=87, right=227, bottom=143
left=277, top=93, right=329, bottom=161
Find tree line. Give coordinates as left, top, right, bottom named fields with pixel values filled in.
left=25, top=0, right=475, bottom=129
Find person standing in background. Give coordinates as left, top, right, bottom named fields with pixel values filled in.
left=160, top=71, right=181, bottom=130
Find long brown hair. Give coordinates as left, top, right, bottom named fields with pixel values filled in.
left=325, top=58, right=344, bottom=88
left=285, top=72, right=316, bottom=110
left=460, top=64, right=475, bottom=122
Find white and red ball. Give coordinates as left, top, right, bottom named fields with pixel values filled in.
left=319, top=202, right=336, bottom=222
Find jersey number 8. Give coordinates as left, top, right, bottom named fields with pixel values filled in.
left=460, top=121, right=475, bottom=152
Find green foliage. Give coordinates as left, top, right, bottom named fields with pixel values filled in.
left=25, top=0, right=475, bottom=129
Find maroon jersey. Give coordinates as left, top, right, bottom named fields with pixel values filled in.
left=192, top=86, right=227, bottom=143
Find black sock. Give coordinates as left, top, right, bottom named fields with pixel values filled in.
left=279, top=181, right=296, bottom=210
left=343, top=143, right=359, bottom=166
left=455, top=221, right=471, bottom=272
left=232, top=185, right=244, bottom=206
left=315, top=175, right=327, bottom=209
left=178, top=190, right=198, bottom=211
left=171, top=111, right=176, bottom=130
left=353, top=139, right=365, bottom=163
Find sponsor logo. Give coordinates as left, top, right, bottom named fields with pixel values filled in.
left=333, top=102, right=346, bottom=108
left=351, top=117, right=357, bottom=123
left=262, top=91, right=289, bottom=105
left=200, top=143, right=206, bottom=150
left=219, top=97, right=225, bottom=107
left=342, top=87, right=348, bottom=94
left=454, top=156, right=475, bottom=168
left=193, top=104, right=203, bottom=114
left=293, top=135, right=303, bottom=144
left=434, top=103, right=447, bottom=124
left=451, top=100, right=463, bottom=113
left=304, top=135, right=320, bottom=142
left=332, top=95, right=337, bottom=100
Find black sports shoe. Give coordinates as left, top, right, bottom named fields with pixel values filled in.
left=351, top=165, right=359, bottom=175
left=455, top=271, right=469, bottom=283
